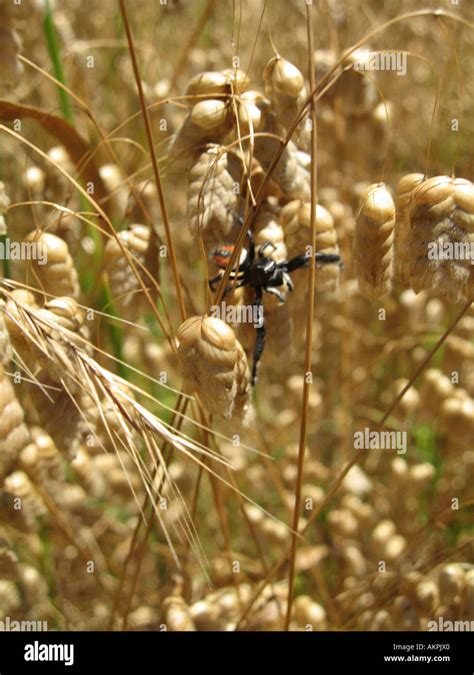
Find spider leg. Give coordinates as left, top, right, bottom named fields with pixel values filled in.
left=284, top=251, right=343, bottom=273
left=208, top=272, right=224, bottom=290
left=258, top=240, right=277, bottom=258
left=251, top=288, right=265, bottom=386
left=284, top=253, right=310, bottom=273
left=282, top=272, right=294, bottom=292
left=222, top=278, right=248, bottom=296
left=315, top=251, right=343, bottom=268
left=246, top=228, right=255, bottom=264
left=264, top=286, right=286, bottom=303
left=209, top=270, right=245, bottom=293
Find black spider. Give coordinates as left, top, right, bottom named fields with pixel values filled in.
left=209, top=228, right=343, bottom=385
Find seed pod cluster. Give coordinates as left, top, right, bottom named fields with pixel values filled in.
left=185, top=68, right=249, bottom=105
left=254, top=101, right=311, bottom=201
left=187, top=145, right=239, bottom=252
left=177, top=315, right=251, bottom=420
left=104, top=224, right=159, bottom=321
left=263, top=55, right=309, bottom=149
left=14, top=296, right=89, bottom=392
left=71, top=447, right=107, bottom=499
left=237, top=90, right=265, bottom=135
left=409, top=176, right=474, bottom=301
left=3, top=470, right=46, bottom=531
left=394, top=173, right=425, bottom=284
left=281, top=199, right=341, bottom=294
left=0, top=361, right=31, bottom=481
left=354, top=183, right=395, bottom=300
left=8, top=296, right=96, bottom=457
left=169, top=68, right=250, bottom=168
left=19, top=426, right=64, bottom=485
left=17, top=230, right=80, bottom=300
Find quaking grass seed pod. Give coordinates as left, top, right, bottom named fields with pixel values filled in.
left=168, top=100, right=234, bottom=170
left=263, top=55, right=309, bottom=150
left=281, top=199, right=341, bottom=293
left=104, top=224, right=159, bottom=322
left=354, top=183, right=395, bottom=300
left=29, top=382, right=95, bottom=460
left=237, top=91, right=265, bottom=135
left=24, top=297, right=89, bottom=392
left=254, top=99, right=310, bottom=201
left=233, top=341, right=253, bottom=424
left=26, top=426, right=64, bottom=483
left=185, top=68, right=249, bottom=105
left=71, top=447, right=107, bottom=499
left=190, top=99, right=229, bottom=130
left=187, top=144, right=239, bottom=252
left=18, top=230, right=80, bottom=299
left=178, top=315, right=250, bottom=420
left=3, top=470, right=46, bottom=531
left=221, top=68, right=250, bottom=93
left=409, top=176, right=474, bottom=301
left=0, top=361, right=31, bottom=481
left=185, top=71, right=228, bottom=103
left=15, top=298, right=96, bottom=457
left=394, top=173, right=425, bottom=284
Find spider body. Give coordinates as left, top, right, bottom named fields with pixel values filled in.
left=209, top=229, right=342, bottom=385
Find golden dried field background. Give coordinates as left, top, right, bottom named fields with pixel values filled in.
left=0, top=0, right=473, bottom=632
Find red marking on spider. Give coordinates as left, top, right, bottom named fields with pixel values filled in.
left=211, top=245, right=238, bottom=269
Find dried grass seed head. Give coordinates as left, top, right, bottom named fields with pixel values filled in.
left=178, top=315, right=246, bottom=419
left=409, top=175, right=474, bottom=301
left=281, top=199, right=341, bottom=293
left=20, top=230, right=80, bottom=300
left=104, top=223, right=158, bottom=322
left=187, top=144, right=239, bottom=251
left=394, top=173, right=425, bottom=284
left=354, top=182, right=395, bottom=300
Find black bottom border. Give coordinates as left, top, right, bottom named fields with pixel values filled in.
left=0, top=630, right=471, bottom=673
